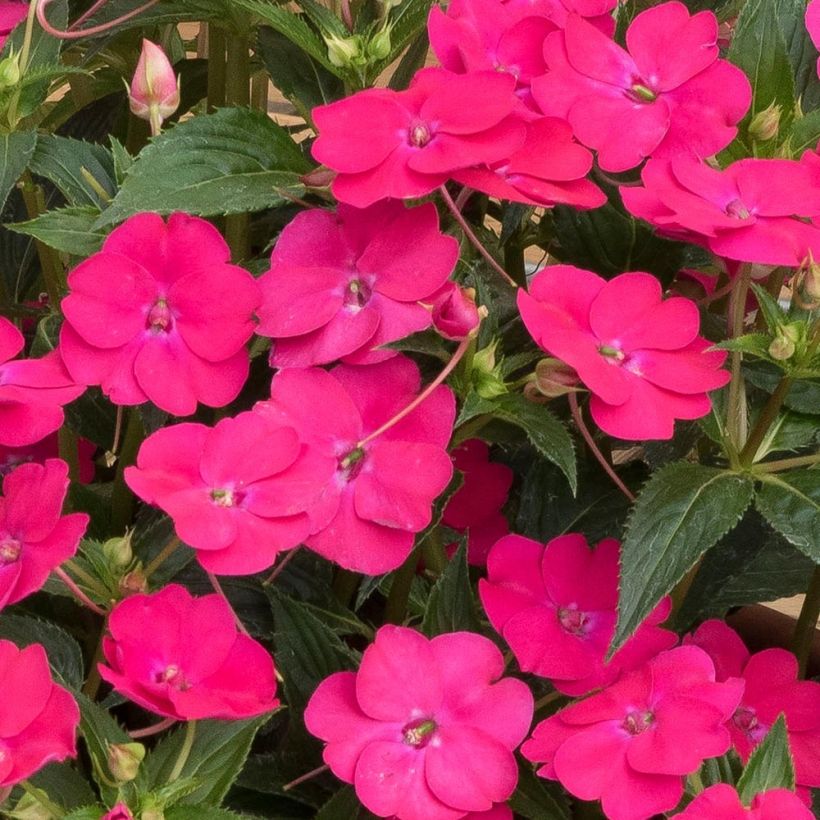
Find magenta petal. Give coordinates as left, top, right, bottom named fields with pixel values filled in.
left=0, top=644, right=53, bottom=737
left=563, top=13, right=636, bottom=85
left=542, top=534, right=619, bottom=611
left=551, top=721, right=628, bottom=801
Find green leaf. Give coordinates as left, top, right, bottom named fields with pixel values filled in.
left=510, top=762, right=571, bottom=820
left=0, top=614, right=84, bottom=688
left=97, top=108, right=310, bottom=226
left=458, top=392, right=576, bottom=492
left=316, top=786, right=372, bottom=819
left=7, top=206, right=105, bottom=256
left=144, top=717, right=270, bottom=807
left=256, top=25, right=344, bottom=114
left=749, top=283, right=788, bottom=334
left=756, top=470, right=820, bottom=560
left=789, top=107, right=820, bottom=154
left=29, top=135, right=116, bottom=208
left=776, top=0, right=820, bottom=113
left=28, top=761, right=98, bottom=811
left=368, top=0, right=435, bottom=82
left=744, top=362, right=820, bottom=415
left=0, top=131, right=37, bottom=211
left=389, top=31, right=430, bottom=90
left=613, top=463, right=755, bottom=651
left=737, top=715, right=795, bottom=803
left=716, top=334, right=775, bottom=359
left=165, top=808, right=260, bottom=820
left=421, top=542, right=481, bottom=637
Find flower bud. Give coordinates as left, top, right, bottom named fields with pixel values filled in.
left=367, top=26, right=392, bottom=60
left=107, top=742, right=145, bottom=783
left=301, top=166, right=336, bottom=189
left=102, top=805, right=135, bottom=820
left=472, top=341, right=507, bottom=399
left=430, top=282, right=482, bottom=341
left=8, top=793, right=53, bottom=820
left=102, top=532, right=133, bottom=570
left=797, top=254, right=820, bottom=309
left=0, top=52, right=20, bottom=91
left=119, top=567, right=147, bottom=596
left=749, top=103, right=781, bottom=143
left=325, top=33, right=362, bottom=67
left=140, top=808, right=164, bottom=820
left=533, top=358, right=581, bottom=398
left=128, top=40, right=180, bottom=135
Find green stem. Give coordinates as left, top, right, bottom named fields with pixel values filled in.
left=58, top=427, right=81, bottom=484
left=755, top=453, right=820, bottom=473
left=793, top=566, right=820, bottom=677
left=738, top=376, right=792, bottom=466
left=20, top=781, right=65, bottom=818
left=110, top=410, right=144, bottom=534
left=6, top=0, right=39, bottom=127
left=384, top=546, right=420, bottom=624
left=168, top=720, right=197, bottom=783
left=207, top=24, right=226, bottom=111
left=144, top=535, right=181, bottom=578
left=332, top=568, right=360, bottom=607
left=64, top=559, right=108, bottom=597
left=726, top=265, right=752, bottom=463
left=421, top=529, right=448, bottom=576
left=18, top=173, right=64, bottom=304
left=81, top=631, right=106, bottom=700
left=534, top=690, right=563, bottom=711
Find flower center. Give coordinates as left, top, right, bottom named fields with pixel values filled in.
left=725, top=198, right=752, bottom=220
left=732, top=706, right=768, bottom=743
left=623, top=710, right=654, bottom=735
left=599, top=344, right=625, bottom=363
left=338, top=447, right=366, bottom=481
left=402, top=717, right=437, bottom=748
left=211, top=488, right=241, bottom=507
left=557, top=605, right=590, bottom=636
left=0, top=536, right=21, bottom=565
left=409, top=122, right=432, bottom=148
left=147, top=298, right=173, bottom=333
left=344, top=279, right=372, bottom=311
left=627, top=82, right=657, bottom=103
left=156, top=664, right=190, bottom=690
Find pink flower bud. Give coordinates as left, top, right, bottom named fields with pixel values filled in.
left=102, top=804, right=134, bottom=820
left=430, top=282, right=481, bottom=340
left=533, top=357, right=581, bottom=399
left=128, top=40, right=180, bottom=135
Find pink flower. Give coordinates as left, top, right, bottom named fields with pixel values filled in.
left=102, top=805, right=134, bottom=820
left=429, top=283, right=481, bottom=342
left=442, top=440, right=512, bottom=565
left=677, top=784, right=813, bottom=819
left=125, top=412, right=334, bottom=575
left=257, top=201, right=457, bottom=366
left=464, top=807, right=512, bottom=820
left=0, top=640, right=79, bottom=787
left=255, top=356, right=455, bottom=574
left=0, top=433, right=96, bottom=483
left=502, top=0, right=616, bottom=35
left=98, top=584, right=279, bottom=720
left=0, top=1, right=26, bottom=50
left=621, top=156, right=820, bottom=267
left=305, top=626, right=533, bottom=820
left=0, top=459, right=88, bottom=611
left=532, top=2, right=751, bottom=171
left=453, top=118, right=606, bottom=209
left=517, top=265, right=730, bottom=440
left=808, top=0, right=820, bottom=77
left=312, top=67, right=526, bottom=207
left=128, top=40, right=180, bottom=133
left=479, top=534, right=676, bottom=694
left=522, top=646, right=744, bottom=820
left=428, top=0, right=555, bottom=109
left=59, top=212, right=261, bottom=416
left=686, top=621, right=820, bottom=792
left=0, top=317, right=84, bottom=448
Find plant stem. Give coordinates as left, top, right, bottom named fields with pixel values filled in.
left=439, top=185, right=518, bottom=289
left=18, top=173, right=64, bottom=304
left=738, top=376, right=792, bottom=466
left=144, top=535, right=181, bottom=578
left=332, top=568, right=360, bottom=607
left=726, top=265, right=752, bottom=462
left=421, top=530, right=448, bottom=576
left=129, top=716, right=177, bottom=739
left=207, top=572, right=249, bottom=635
left=207, top=23, right=226, bottom=111
left=6, top=0, right=39, bottom=126
left=110, top=410, right=144, bottom=534
left=755, top=453, right=820, bottom=473
left=534, top=690, right=563, bottom=711
left=64, top=558, right=108, bottom=597
left=20, top=781, right=65, bottom=818
left=793, top=566, right=820, bottom=677
left=59, top=427, right=81, bottom=484
left=283, top=763, right=330, bottom=791
left=81, top=631, right=106, bottom=700
left=568, top=393, right=635, bottom=503
left=384, top=546, right=420, bottom=624
left=168, top=720, right=197, bottom=783
left=262, top=547, right=299, bottom=586
left=54, top=567, right=106, bottom=616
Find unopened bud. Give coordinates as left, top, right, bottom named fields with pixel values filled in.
left=103, top=532, right=133, bottom=569
left=119, top=567, right=147, bottom=596
left=533, top=358, right=581, bottom=398
left=430, top=283, right=482, bottom=341
left=367, top=26, right=392, bottom=60
left=107, top=742, right=145, bottom=783
left=325, top=33, right=362, bottom=67
left=749, top=104, right=781, bottom=143
left=127, top=40, right=180, bottom=135
left=798, top=255, right=820, bottom=309
left=301, top=166, right=336, bottom=189
left=140, top=808, right=164, bottom=820
left=8, top=793, right=53, bottom=820
left=472, top=341, right=507, bottom=399
left=101, top=805, right=134, bottom=820
left=0, top=52, right=21, bottom=91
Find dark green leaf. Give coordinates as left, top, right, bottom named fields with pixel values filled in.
left=716, top=334, right=775, bottom=359
left=777, top=0, right=820, bottom=113
left=614, top=463, right=754, bottom=651
left=756, top=470, right=820, bottom=560
left=316, top=786, right=373, bottom=819
left=166, top=808, right=260, bottom=820
left=458, top=392, right=576, bottom=492
left=750, top=283, right=787, bottom=333
left=389, top=31, right=430, bottom=90
left=28, top=762, right=97, bottom=811
left=0, top=614, right=83, bottom=688
left=744, top=362, right=820, bottom=415
left=737, top=715, right=795, bottom=803
left=97, top=108, right=310, bottom=226
left=0, top=131, right=37, bottom=212
left=421, top=542, right=481, bottom=637
left=7, top=206, right=105, bottom=256
left=144, top=717, right=270, bottom=807
left=510, top=762, right=571, bottom=820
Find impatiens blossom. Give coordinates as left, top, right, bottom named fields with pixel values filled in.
left=127, top=40, right=180, bottom=134
left=479, top=534, right=676, bottom=694
left=429, top=282, right=481, bottom=341
left=0, top=1, right=26, bottom=50
left=102, top=806, right=134, bottom=820
left=522, top=646, right=744, bottom=820
left=442, top=440, right=512, bottom=565
left=502, top=0, right=616, bottom=35
left=0, top=317, right=84, bottom=448
left=532, top=2, right=751, bottom=171
left=257, top=201, right=457, bottom=366
left=808, top=0, right=820, bottom=77
left=256, top=356, right=455, bottom=574
left=677, top=784, right=813, bottom=819
left=453, top=118, right=606, bottom=209
left=305, top=626, right=533, bottom=820
left=0, top=433, right=95, bottom=483
left=686, top=620, right=820, bottom=792
left=98, top=584, right=279, bottom=720
left=312, top=67, right=526, bottom=207
left=517, top=266, right=730, bottom=440
left=0, top=459, right=88, bottom=611
left=59, top=212, right=261, bottom=416
left=0, top=640, right=79, bottom=788
left=428, top=0, right=555, bottom=108
left=125, top=412, right=334, bottom=575
left=621, top=156, right=820, bottom=266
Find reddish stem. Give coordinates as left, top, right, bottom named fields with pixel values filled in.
left=262, top=548, right=299, bottom=587
left=207, top=571, right=249, bottom=636
left=37, top=0, right=163, bottom=39
left=283, top=763, right=330, bottom=791
left=53, top=566, right=107, bottom=616
left=129, top=717, right=177, bottom=738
